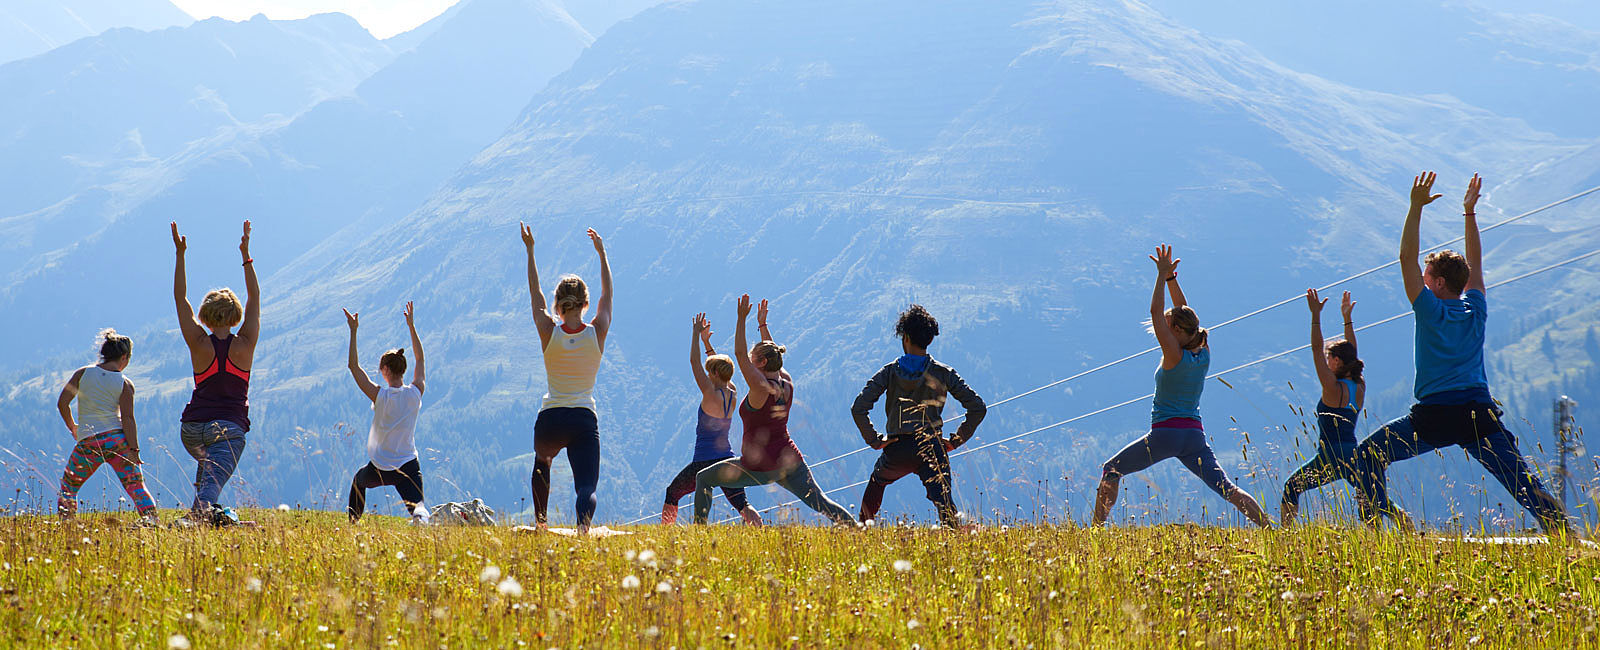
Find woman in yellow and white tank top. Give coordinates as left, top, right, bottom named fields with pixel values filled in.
left=520, top=223, right=613, bottom=535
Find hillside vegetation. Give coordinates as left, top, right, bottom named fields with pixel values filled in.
left=2, top=510, right=1597, bottom=648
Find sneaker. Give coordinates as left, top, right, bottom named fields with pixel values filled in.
left=410, top=513, right=431, bottom=526
left=210, top=504, right=241, bottom=527
left=739, top=506, right=764, bottom=527
left=661, top=503, right=678, bottom=525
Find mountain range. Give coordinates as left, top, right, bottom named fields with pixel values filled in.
left=2, top=0, right=1597, bottom=529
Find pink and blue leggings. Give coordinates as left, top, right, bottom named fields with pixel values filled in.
left=58, top=430, right=157, bottom=516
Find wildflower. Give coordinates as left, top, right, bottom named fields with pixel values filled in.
left=497, top=577, right=524, bottom=598
left=621, top=575, right=641, bottom=590
left=655, top=581, right=672, bottom=594
left=245, top=577, right=263, bottom=593
left=624, top=550, right=637, bottom=561
left=167, top=634, right=191, bottom=650
left=395, top=551, right=406, bottom=561
left=856, top=564, right=870, bottom=575
left=277, top=504, right=291, bottom=511
left=643, top=626, right=661, bottom=639
left=907, top=619, right=921, bottom=630
left=638, top=549, right=657, bottom=564
left=479, top=565, right=502, bottom=584
left=893, top=560, right=913, bottom=573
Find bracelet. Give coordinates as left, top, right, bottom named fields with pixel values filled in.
left=758, top=322, right=768, bottom=329
left=1310, top=319, right=1321, bottom=325
left=1463, top=212, right=1475, bottom=216
left=1164, top=275, right=1177, bottom=283
left=242, top=258, right=254, bottom=266
left=1344, top=321, right=1353, bottom=325
left=704, top=347, right=716, bottom=356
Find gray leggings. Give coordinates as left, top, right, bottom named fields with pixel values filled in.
left=692, top=458, right=853, bottom=525
left=1101, top=426, right=1238, bottom=497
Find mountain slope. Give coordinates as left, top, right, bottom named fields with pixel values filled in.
left=0, top=0, right=192, bottom=64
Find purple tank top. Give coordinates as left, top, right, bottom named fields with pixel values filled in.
left=181, top=334, right=251, bottom=431
left=738, top=376, right=802, bottom=472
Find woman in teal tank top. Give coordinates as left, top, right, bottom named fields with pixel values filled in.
left=1091, top=246, right=1271, bottom=527
left=1280, top=290, right=1366, bottom=525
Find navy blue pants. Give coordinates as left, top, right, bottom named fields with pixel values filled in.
left=1353, top=403, right=1565, bottom=531
left=1102, top=426, right=1238, bottom=497
left=532, top=407, right=600, bottom=527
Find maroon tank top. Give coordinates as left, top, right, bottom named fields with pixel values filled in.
left=738, top=375, right=802, bottom=472
left=181, top=334, right=251, bottom=431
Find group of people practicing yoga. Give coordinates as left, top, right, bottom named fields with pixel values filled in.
left=50, top=172, right=1573, bottom=535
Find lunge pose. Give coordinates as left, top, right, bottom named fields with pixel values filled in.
left=172, top=221, right=259, bottom=527
left=344, top=302, right=429, bottom=524
left=523, top=224, right=612, bottom=534
left=1352, top=173, right=1568, bottom=533
left=1280, top=289, right=1364, bottom=525
left=55, top=329, right=159, bottom=525
left=659, top=313, right=763, bottom=525
left=851, top=304, right=987, bottom=527
left=1092, top=245, right=1271, bottom=527
left=692, top=296, right=856, bottom=526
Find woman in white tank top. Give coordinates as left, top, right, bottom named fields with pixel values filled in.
left=54, top=329, right=158, bottom=524
left=520, top=224, right=613, bottom=535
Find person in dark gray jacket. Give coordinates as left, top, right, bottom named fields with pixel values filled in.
left=851, top=304, right=986, bottom=527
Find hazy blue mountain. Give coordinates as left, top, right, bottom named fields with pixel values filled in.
left=0, top=12, right=395, bottom=247
left=1140, top=0, right=1600, bottom=138
left=0, top=0, right=192, bottom=64
left=1469, top=0, right=1600, bottom=31
left=553, top=0, right=663, bottom=36
left=383, top=0, right=466, bottom=53
left=1, top=0, right=1594, bottom=530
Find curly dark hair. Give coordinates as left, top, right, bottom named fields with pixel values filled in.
left=895, top=304, right=940, bottom=349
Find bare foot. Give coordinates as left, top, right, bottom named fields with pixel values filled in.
left=739, top=506, right=763, bottom=527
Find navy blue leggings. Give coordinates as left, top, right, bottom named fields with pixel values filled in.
left=532, top=407, right=600, bottom=526
left=1353, top=403, right=1564, bottom=531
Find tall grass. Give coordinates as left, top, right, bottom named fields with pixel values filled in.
left=2, top=510, right=1596, bottom=648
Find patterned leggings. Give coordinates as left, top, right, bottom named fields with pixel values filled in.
left=58, top=430, right=157, bottom=515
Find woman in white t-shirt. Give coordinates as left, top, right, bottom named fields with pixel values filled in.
left=343, top=301, right=428, bottom=524
left=55, top=329, right=159, bottom=525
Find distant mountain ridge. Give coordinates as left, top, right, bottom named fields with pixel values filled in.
left=0, top=0, right=193, bottom=64
left=0, top=0, right=1595, bottom=529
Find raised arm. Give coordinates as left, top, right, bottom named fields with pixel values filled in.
left=1401, top=172, right=1441, bottom=303
left=1149, top=245, right=1184, bottom=369
left=237, top=220, right=261, bottom=345
left=756, top=299, right=773, bottom=342
left=56, top=368, right=84, bottom=437
left=588, top=229, right=613, bottom=346
left=521, top=223, right=556, bottom=348
left=170, top=223, right=206, bottom=348
left=1306, top=289, right=1341, bottom=408
left=1163, top=255, right=1187, bottom=309
left=734, top=294, right=775, bottom=406
left=405, top=301, right=425, bottom=395
left=118, top=380, right=140, bottom=465
left=690, top=313, right=713, bottom=393
left=1340, top=291, right=1357, bottom=350
left=343, top=309, right=379, bottom=403
left=1463, top=173, right=1486, bottom=293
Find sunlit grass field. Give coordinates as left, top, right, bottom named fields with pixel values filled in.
left=2, top=509, right=1597, bottom=648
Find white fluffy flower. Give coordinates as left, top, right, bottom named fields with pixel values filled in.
left=907, top=619, right=921, bottom=630
left=655, top=581, right=672, bottom=594
left=893, top=560, right=913, bottom=573
left=496, top=577, right=523, bottom=598
left=245, top=577, right=263, bottom=593
left=479, top=565, right=501, bottom=584
left=167, top=635, right=191, bottom=650
left=856, top=564, right=870, bottom=575
left=276, top=504, right=291, bottom=511
left=395, top=551, right=406, bottom=561
left=643, top=626, right=661, bottom=639
left=621, top=575, right=641, bottom=590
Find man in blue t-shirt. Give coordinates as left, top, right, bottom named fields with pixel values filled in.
left=1351, top=172, right=1568, bottom=534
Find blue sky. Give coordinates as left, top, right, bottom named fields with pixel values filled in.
left=169, top=0, right=461, bottom=38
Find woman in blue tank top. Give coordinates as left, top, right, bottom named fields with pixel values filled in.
left=659, top=314, right=764, bottom=525
left=1280, top=289, right=1366, bottom=525
left=1092, top=246, right=1271, bottom=527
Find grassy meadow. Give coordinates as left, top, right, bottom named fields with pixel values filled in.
left=1, top=509, right=1597, bottom=648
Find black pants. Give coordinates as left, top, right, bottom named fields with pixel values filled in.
left=348, top=459, right=424, bottom=522
left=665, top=458, right=750, bottom=511
left=532, top=407, right=600, bottom=526
left=859, top=435, right=957, bottom=526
